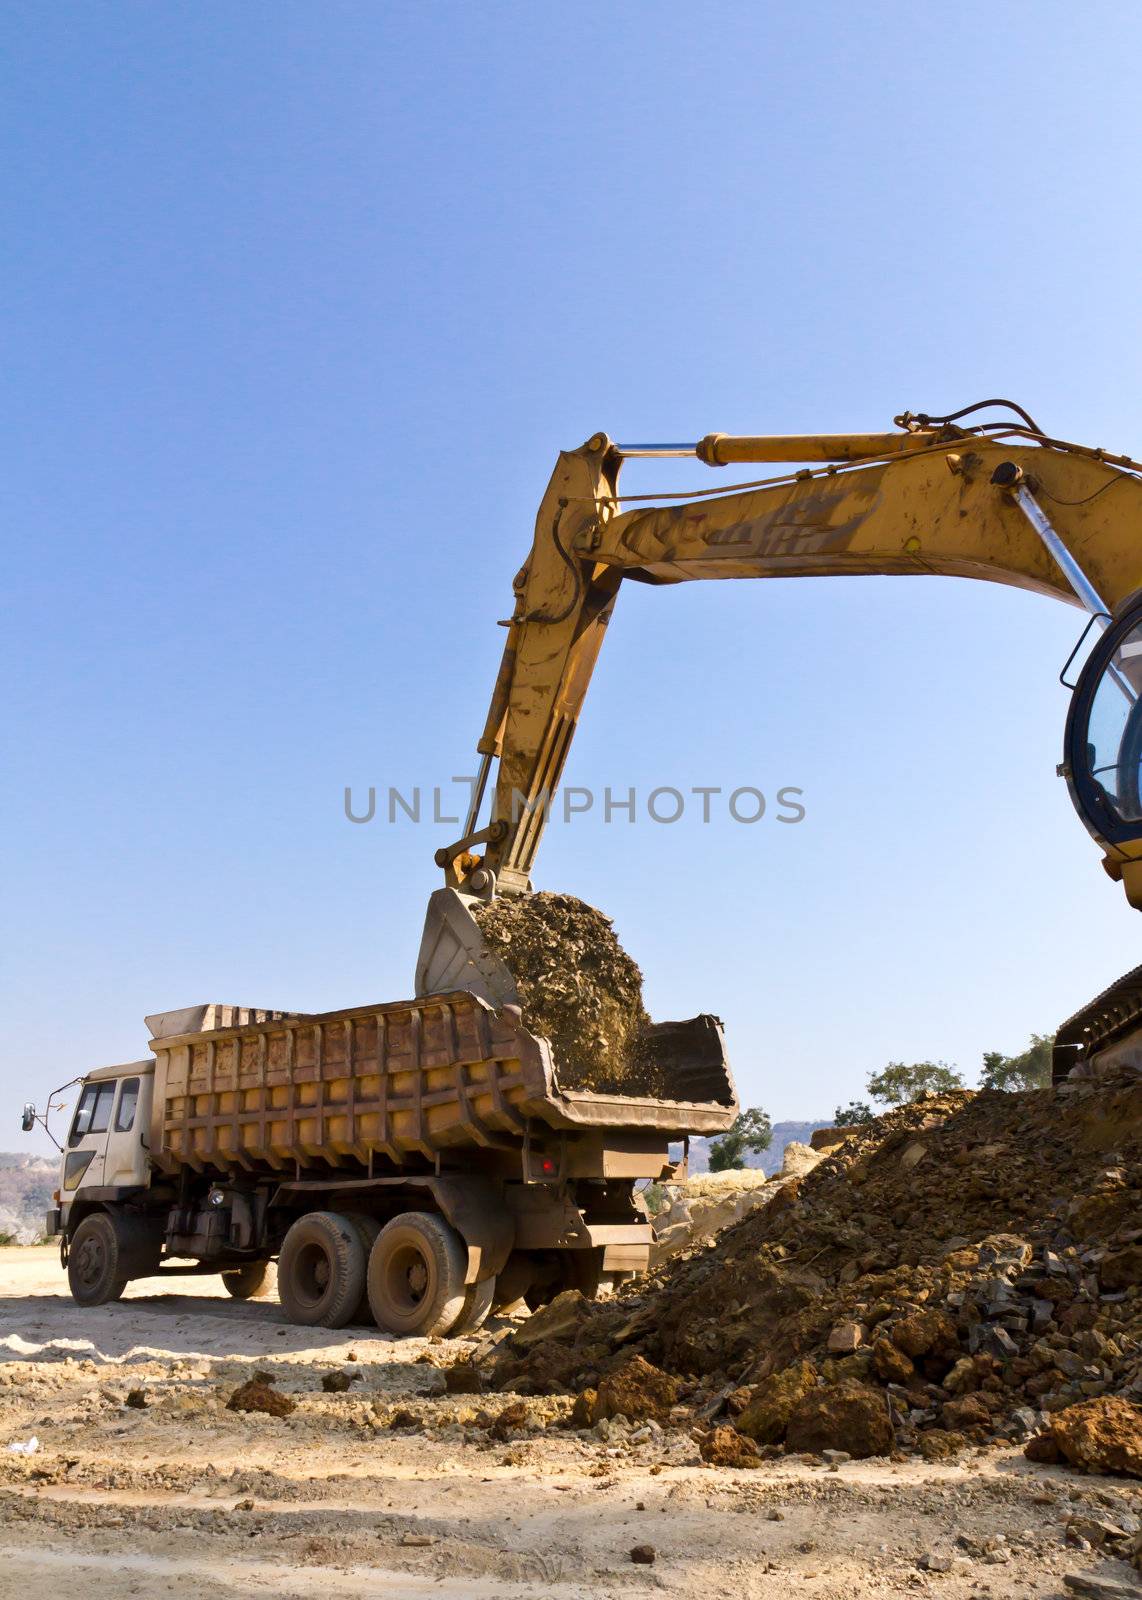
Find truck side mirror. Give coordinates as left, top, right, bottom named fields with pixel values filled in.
left=21, top=1103, right=36, bottom=1133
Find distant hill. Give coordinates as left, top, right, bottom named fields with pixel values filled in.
left=0, top=1153, right=56, bottom=1243
left=676, top=1119, right=832, bottom=1177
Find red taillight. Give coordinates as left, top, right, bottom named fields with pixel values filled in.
left=541, top=1158, right=556, bottom=1175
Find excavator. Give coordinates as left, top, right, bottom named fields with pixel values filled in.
left=29, top=399, right=1142, bottom=1329
left=415, top=399, right=1142, bottom=1081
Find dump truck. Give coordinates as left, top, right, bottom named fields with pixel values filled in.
left=34, top=993, right=735, bottom=1334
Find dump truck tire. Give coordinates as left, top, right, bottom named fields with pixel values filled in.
left=67, top=1213, right=130, bottom=1306
left=451, top=1276, right=495, bottom=1336
left=277, top=1211, right=366, bottom=1328
left=367, top=1211, right=467, bottom=1337
left=342, top=1213, right=382, bottom=1325
left=222, top=1262, right=276, bottom=1300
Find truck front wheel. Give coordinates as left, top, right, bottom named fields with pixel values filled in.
left=277, top=1212, right=366, bottom=1328
left=367, top=1211, right=467, bottom=1337
left=67, top=1213, right=129, bottom=1307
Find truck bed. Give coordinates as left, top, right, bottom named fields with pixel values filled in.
left=148, top=992, right=736, bottom=1175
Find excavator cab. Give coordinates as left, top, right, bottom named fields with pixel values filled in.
left=1065, top=595, right=1142, bottom=867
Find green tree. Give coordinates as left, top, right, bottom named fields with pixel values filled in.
left=979, top=1033, right=1054, bottom=1092
left=833, top=1099, right=874, bottom=1126
left=708, top=1107, right=773, bottom=1172
left=866, top=1060, right=965, bottom=1106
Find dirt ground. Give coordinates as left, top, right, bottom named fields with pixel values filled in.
left=1, top=1247, right=1139, bottom=1600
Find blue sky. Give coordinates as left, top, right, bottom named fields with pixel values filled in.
left=5, top=2, right=1142, bottom=1147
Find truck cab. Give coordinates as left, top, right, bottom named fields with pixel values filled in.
left=50, top=1061, right=154, bottom=1236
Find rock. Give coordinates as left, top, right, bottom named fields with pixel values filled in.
left=1062, top=1574, right=1142, bottom=1598
left=699, top=1425, right=761, bottom=1468
left=940, top=1394, right=991, bottom=1432
left=810, top=1126, right=859, bottom=1151
left=736, top=1361, right=818, bottom=1444
left=124, top=1388, right=147, bottom=1409
left=1023, top=1427, right=1055, bottom=1465
left=827, top=1322, right=865, bottom=1354
left=871, top=1336, right=915, bottom=1385
left=1066, top=1514, right=1132, bottom=1549
left=444, top=1358, right=483, bottom=1395
left=917, top=1429, right=967, bottom=1462
left=978, top=1234, right=1032, bottom=1271
left=892, top=1310, right=958, bottom=1361
left=919, top=1553, right=954, bottom=1572
left=570, top=1388, right=597, bottom=1428
left=725, top=1385, right=752, bottom=1417
left=900, top=1141, right=927, bottom=1171
left=942, top=1356, right=977, bottom=1395
left=785, top=1380, right=894, bottom=1460
left=780, top=1141, right=823, bottom=1179
left=227, top=1377, right=296, bottom=1417
left=1050, top=1398, right=1142, bottom=1478
left=509, top=1291, right=593, bottom=1350
left=1100, top=1245, right=1142, bottom=1291
left=592, top=1356, right=679, bottom=1425
left=487, top=1400, right=530, bottom=1441
left=322, top=1371, right=357, bottom=1393
left=630, top=1544, right=656, bottom=1565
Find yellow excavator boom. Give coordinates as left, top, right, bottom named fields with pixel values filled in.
left=431, top=408, right=1142, bottom=914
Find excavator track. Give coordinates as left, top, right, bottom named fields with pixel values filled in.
left=1053, top=961, right=1142, bottom=1081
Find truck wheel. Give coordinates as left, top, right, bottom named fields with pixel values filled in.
left=367, top=1211, right=467, bottom=1337
left=67, top=1213, right=129, bottom=1306
left=222, top=1262, right=276, bottom=1300
left=342, top=1213, right=381, bottom=1324
left=450, top=1276, right=495, bottom=1336
left=278, top=1212, right=366, bottom=1328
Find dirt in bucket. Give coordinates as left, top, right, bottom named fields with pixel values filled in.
left=472, top=891, right=665, bottom=1095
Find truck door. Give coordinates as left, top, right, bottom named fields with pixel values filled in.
left=103, top=1075, right=151, bottom=1188
left=62, top=1080, right=117, bottom=1196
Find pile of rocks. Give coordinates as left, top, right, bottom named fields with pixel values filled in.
left=650, top=1145, right=823, bottom=1265
left=490, top=1069, right=1142, bottom=1473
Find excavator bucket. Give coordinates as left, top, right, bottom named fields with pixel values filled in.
left=414, top=887, right=736, bottom=1111
left=415, top=888, right=520, bottom=1008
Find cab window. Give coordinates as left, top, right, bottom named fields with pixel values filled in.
left=114, top=1077, right=140, bottom=1132
left=69, top=1082, right=116, bottom=1147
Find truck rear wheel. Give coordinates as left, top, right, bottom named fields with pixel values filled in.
left=342, top=1213, right=382, bottom=1324
left=367, top=1211, right=467, bottom=1337
left=222, top=1262, right=276, bottom=1301
left=450, top=1276, right=495, bottom=1336
left=278, top=1211, right=366, bottom=1328
left=67, top=1213, right=129, bottom=1307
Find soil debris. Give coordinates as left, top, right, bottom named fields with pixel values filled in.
left=473, top=891, right=659, bottom=1093
left=227, top=1374, right=296, bottom=1417
left=698, top=1424, right=761, bottom=1467
left=495, top=1070, right=1142, bottom=1467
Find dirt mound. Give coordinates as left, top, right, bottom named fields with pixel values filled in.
left=226, top=1372, right=295, bottom=1417
left=494, top=1070, right=1142, bottom=1465
left=474, top=892, right=658, bottom=1093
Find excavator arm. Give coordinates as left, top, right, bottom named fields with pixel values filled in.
left=436, top=412, right=1142, bottom=917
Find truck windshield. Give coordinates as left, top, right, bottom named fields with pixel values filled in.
left=69, top=1082, right=116, bottom=1146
